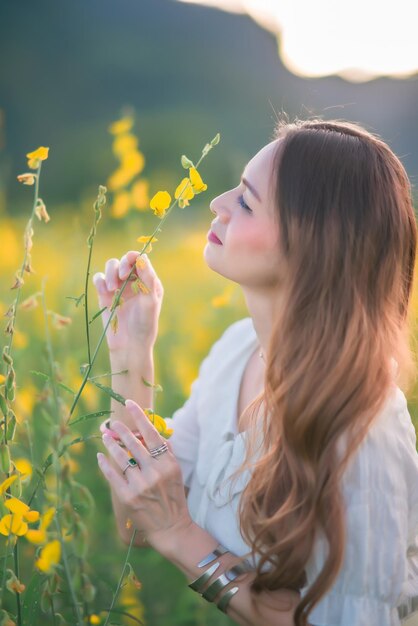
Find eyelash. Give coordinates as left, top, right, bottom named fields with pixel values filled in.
left=237, top=194, right=252, bottom=212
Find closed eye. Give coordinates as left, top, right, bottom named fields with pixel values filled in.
left=237, top=194, right=252, bottom=213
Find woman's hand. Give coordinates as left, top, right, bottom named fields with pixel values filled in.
left=92, top=251, right=163, bottom=353
left=97, top=399, right=193, bottom=553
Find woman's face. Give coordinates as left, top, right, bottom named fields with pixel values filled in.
left=204, top=138, right=282, bottom=291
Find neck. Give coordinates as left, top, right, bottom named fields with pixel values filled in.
left=241, top=286, right=283, bottom=363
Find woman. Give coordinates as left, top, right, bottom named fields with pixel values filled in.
left=93, top=117, right=418, bottom=626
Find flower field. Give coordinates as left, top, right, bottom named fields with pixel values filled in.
left=0, top=116, right=417, bottom=626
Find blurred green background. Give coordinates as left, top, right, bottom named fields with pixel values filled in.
left=1, top=0, right=417, bottom=624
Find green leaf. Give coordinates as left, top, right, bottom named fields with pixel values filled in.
left=181, top=154, right=194, bottom=169
left=21, top=571, right=46, bottom=625
left=0, top=394, right=7, bottom=418
left=58, top=381, right=76, bottom=395
left=30, top=370, right=49, bottom=382
left=89, top=379, right=126, bottom=405
left=141, top=377, right=163, bottom=393
left=89, top=306, right=107, bottom=324
left=68, top=410, right=113, bottom=427
left=65, top=293, right=85, bottom=307
left=89, top=369, right=128, bottom=380
left=30, top=370, right=74, bottom=395
left=211, top=132, right=221, bottom=145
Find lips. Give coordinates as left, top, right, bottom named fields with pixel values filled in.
left=208, top=230, right=222, bottom=244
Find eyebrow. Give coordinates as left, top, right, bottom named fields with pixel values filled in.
left=240, top=175, right=261, bottom=203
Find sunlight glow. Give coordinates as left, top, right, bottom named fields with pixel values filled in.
left=176, top=0, right=418, bottom=82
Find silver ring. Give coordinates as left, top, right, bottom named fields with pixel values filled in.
left=122, top=457, right=138, bottom=475
left=149, top=442, right=169, bottom=458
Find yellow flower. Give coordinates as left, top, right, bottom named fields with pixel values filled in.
left=0, top=474, right=18, bottom=495
left=15, top=385, right=37, bottom=422
left=108, top=116, right=134, bottom=135
left=0, top=374, right=5, bottom=384
left=0, top=514, right=28, bottom=537
left=26, top=146, right=49, bottom=169
left=150, top=191, right=171, bottom=218
left=111, top=191, right=131, bottom=218
left=17, top=173, right=36, bottom=186
left=25, top=528, right=47, bottom=545
left=107, top=167, right=134, bottom=192
left=85, top=615, right=101, bottom=625
left=40, top=507, right=56, bottom=531
left=143, top=409, right=173, bottom=438
left=26, top=147, right=49, bottom=161
left=112, top=134, right=138, bottom=158
left=4, top=497, right=29, bottom=516
left=24, top=510, right=40, bottom=523
left=136, top=235, right=158, bottom=252
left=131, top=179, right=149, bottom=210
left=35, top=539, right=61, bottom=573
left=121, top=150, right=145, bottom=177
left=13, top=329, right=28, bottom=349
left=174, top=178, right=194, bottom=208
left=189, top=167, right=207, bottom=193
left=135, top=256, right=146, bottom=270
left=4, top=497, right=40, bottom=526
left=14, top=458, right=33, bottom=481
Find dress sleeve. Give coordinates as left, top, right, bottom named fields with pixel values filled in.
left=163, top=317, right=253, bottom=490
left=302, top=395, right=417, bottom=626
left=303, top=492, right=408, bottom=626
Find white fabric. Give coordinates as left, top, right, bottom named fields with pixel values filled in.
left=165, top=317, right=418, bottom=625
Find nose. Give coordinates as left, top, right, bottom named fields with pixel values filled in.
left=209, top=196, right=230, bottom=223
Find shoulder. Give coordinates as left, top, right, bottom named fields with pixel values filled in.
left=200, top=317, right=256, bottom=368
left=213, top=317, right=256, bottom=347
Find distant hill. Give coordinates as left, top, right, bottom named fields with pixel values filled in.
left=1, top=0, right=417, bottom=211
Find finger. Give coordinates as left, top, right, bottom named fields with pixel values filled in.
left=125, top=399, right=167, bottom=452
left=119, top=250, right=142, bottom=280
left=101, top=431, right=142, bottom=475
left=135, top=255, right=160, bottom=294
left=92, top=272, right=111, bottom=297
left=97, top=452, right=131, bottom=496
left=110, top=418, right=162, bottom=468
left=104, top=258, right=120, bottom=291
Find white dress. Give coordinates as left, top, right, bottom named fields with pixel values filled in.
left=164, top=317, right=418, bottom=625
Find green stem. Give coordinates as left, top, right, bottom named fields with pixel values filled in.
left=41, top=283, right=84, bottom=626
left=66, top=152, right=207, bottom=423
left=41, top=280, right=60, bottom=411
left=50, top=595, right=57, bottom=626
left=13, top=537, right=22, bottom=626
left=0, top=536, right=13, bottom=611
left=3, top=162, right=42, bottom=442
left=102, top=528, right=138, bottom=626
left=53, top=516, right=84, bottom=626
left=84, top=242, right=94, bottom=366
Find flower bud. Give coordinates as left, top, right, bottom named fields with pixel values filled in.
left=2, top=347, right=13, bottom=365
left=0, top=443, right=11, bottom=474
left=16, top=173, right=36, bottom=185
left=181, top=155, right=194, bottom=169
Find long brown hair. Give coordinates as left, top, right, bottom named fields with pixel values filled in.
left=228, top=117, right=418, bottom=625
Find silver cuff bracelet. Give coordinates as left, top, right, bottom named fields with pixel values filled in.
left=217, top=586, right=240, bottom=613
left=188, top=560, right=221, bottom=592
left=196, top=543, right=230, bottom=568
left=202, top=560, right=253, bottom=602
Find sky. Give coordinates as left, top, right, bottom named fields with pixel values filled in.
left=177, top=0, right=418, bottom=82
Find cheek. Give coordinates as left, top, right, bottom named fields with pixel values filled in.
left=230, top=222, right=278, bottom=254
